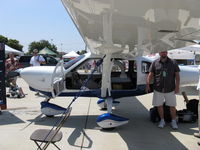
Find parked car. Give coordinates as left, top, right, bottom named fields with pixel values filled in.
left=19, top=55, right=58, bottom=68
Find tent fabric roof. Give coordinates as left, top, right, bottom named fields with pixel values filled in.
left=179, top=44, right=200, bottom=53
left=63, top=51, right=79, bottom=58
left=5, top=45, right=24, bottom=56
left=38, top=47, right=57, bottom=56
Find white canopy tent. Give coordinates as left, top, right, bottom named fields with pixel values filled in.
left=5, top=45, right=24, bottom=56
left=63, top=51, right=79, bottom=58
left=145, top=44, right=200, bottom=65
left=179, top=44, right=200, bottom=54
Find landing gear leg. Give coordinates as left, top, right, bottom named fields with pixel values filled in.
left=96, top=54, right=129, bottom=129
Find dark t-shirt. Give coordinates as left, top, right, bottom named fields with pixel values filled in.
left=149, top=57, right=180, bottom=93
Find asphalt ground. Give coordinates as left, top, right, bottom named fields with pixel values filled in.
left=0, top=78, right=199, bottom=150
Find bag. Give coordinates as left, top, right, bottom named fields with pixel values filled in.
left=181, top=92, right=199, bottom=116
left=149, top=103, right=172, bottom=122
left=149, top=107, right=160, bottom=122
left=177, top=109, right=197, bottom=123
left=186, top=99, right=199, bottom=116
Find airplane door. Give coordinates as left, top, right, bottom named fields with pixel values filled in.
left=51, top=60, right=65, bottom=98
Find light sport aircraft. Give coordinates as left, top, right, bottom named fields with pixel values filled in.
left=20, top=0, right=200, bottom=129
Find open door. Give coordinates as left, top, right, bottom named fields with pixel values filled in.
left=51, top=60, right=65, bottom=98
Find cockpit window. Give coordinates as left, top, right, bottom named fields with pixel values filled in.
left=142, top=61, right=151, bottom=74
left=64, top=55, right=85, bottom=69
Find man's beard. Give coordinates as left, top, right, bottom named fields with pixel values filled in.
left=161, top=55, right=167, bottom=59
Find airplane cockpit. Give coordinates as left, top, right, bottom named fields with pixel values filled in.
left=65, top=56, right=138, bottom=90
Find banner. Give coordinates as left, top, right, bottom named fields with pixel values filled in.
left=0, top=43, right=7, bottom=110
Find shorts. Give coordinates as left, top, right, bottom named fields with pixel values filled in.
left=152, top=90, right=176, bottom=107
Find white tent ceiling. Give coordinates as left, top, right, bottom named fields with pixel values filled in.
left=5, top=45, right=24, bottom=56
left=63, top=51, right=79, bottom=58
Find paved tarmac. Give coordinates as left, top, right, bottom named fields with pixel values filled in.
left=0, top=78, right=200, bottom=150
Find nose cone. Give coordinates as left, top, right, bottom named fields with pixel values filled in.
left=20, top=67, right=41, bottom=81
left=20, top=66, right=56, bottom=92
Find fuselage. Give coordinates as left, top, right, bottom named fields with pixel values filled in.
left=20, top=53, right=199, bottom=98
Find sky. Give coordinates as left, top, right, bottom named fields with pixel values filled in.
left=0, top=0, right=85, bottom=53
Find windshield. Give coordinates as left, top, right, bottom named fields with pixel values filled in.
left=63, top=55, right=85, bottom=70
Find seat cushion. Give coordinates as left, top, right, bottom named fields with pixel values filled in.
left=30, top=129, right=62, bottom=142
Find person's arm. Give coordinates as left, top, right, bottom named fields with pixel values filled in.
left=38, top=55, right=46, bottom=64
left=174, top=60, right=180, bottom=94
left=175, top=72, right=180, bottom=94
left=146, top=62, right=155, bottom=93
left=146, top=72, right=154, bottom=93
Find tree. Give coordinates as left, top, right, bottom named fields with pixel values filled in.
left=28, top=40, right=57, bottom=54
left=0, top=35, right=8, bottom=44
left=0, top=35, right=23, bottom=51
left=7, top=39, right=23, bottom=51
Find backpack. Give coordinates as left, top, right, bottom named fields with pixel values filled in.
left=186, top=99, right=199, bottom=116
left=149, top=103, right=172, bottom=122
left=181, top=92, right=199, bottom=116
left=177, top=109, right=197, bottom=123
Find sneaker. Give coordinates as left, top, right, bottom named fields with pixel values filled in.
left=20, top=94, right=25, bottom=98
left=171, top=120, right=178, bottom=130
left=194, top=133, right=200, bottom=138
left=158, top=120, right=165, bottom=128
left=35, top=92, right=39, bottom=96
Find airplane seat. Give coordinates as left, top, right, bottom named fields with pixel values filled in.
left=119, top=71, right=128, bottom=79
left=71, top=71, right=82, bottom=89
left=113, top=60, right=129, bottom=79
left=86, top=79, right=101, bottom=89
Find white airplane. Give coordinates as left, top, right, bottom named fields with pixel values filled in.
left=20, top=0, right=200, bottom=129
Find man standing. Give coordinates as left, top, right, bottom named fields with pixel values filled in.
left=146, top=51, right=180, bottom=129
left=30, top=49, right=46, bottom=95
left=30, top=49, right=46, bottom=66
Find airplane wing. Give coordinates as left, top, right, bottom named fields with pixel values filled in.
left=61, top=0, right=200, bottom=56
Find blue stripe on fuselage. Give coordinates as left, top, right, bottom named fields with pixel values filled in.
left=31, top=85, right=148, bottom=99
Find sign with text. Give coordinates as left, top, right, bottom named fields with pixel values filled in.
left=0, top=43, right=6, bottom=110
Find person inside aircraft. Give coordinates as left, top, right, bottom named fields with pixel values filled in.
left=5, top=53, right=25, bottom=98
left=146, top=51, right=180, bottom=130
left=71, top=71, right=82, bottom=89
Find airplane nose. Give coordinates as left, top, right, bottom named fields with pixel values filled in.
left=19, top=66, right=55, bottom=92
left=19, top=67, right=39, bottom=83
left=15, top=68, right=23, bottom=76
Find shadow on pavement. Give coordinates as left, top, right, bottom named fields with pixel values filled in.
left=0, top=111, right=25, bottom=125
left=108, top=96, right=196, bottom=150
left=27, top=96, right=198, bottom=150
